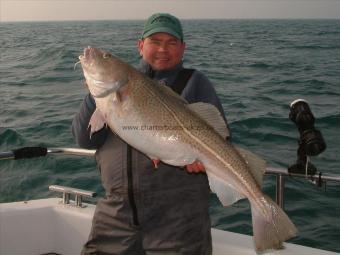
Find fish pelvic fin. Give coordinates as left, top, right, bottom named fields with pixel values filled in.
left=251, top=195, right=298, bottom=253
left=88, top=108, right=107, bottom=137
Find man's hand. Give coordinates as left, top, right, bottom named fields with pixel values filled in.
left=185, top=160, right=205, bottom=173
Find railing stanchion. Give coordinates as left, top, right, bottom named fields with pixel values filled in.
left=276, top=174, right=285, bottom=209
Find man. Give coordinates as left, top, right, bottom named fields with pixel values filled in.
left=72, top=13, right=230, bottom=255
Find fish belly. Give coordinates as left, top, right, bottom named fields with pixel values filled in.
left=97, top=97, right=198, bottom=166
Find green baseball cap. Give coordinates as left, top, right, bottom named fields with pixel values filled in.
left=141, top=13, right=184, bottom=41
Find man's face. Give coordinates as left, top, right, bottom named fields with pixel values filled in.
left=138, top=32, right=186, bottom=71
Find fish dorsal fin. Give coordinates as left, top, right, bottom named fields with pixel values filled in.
left=207, top=171, right=246, bottom=206
left=188, top=102, right=229, bottom=139
left=157, top=82, right=188, bottom=104
left=235, top=146, right=266, bottom=186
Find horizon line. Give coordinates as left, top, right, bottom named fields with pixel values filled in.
left=2, top=17, right=340, bottom=23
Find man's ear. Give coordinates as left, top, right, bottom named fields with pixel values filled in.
left=180, top=42, right=186, bottom=56
left=137, top=39, right=144, bottom=56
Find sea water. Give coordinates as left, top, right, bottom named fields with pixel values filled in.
left=0, top=19, right=340, bottom=252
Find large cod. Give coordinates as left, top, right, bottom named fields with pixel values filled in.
left=79, top=47, right=297, bottom=252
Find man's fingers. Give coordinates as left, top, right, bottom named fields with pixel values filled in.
left=195, top=161, right=205, bottom=172
left=185, top=160, right=205, bottom=173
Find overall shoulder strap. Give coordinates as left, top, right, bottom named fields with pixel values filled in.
left=172, top=68, right=195, bottom=95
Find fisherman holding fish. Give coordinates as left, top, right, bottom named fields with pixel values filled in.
left=73, top=13, right=230, bottom=254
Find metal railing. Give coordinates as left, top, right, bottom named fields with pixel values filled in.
left=1, top=147, right=340, bottom=209
left=0, top=147, right=96, bottom=207
left=0, top=147, right=96, bottom=160
left=266, top=167, right=340, bottom=209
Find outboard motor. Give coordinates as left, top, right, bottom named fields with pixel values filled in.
left=288, top=99, right=326, bottom=182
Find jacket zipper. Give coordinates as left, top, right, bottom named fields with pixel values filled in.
left=127, top=145, right=139, bottom=225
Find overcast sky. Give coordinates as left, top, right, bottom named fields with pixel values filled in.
left=1, top=0, right=340, bottom=22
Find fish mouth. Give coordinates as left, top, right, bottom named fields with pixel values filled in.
left=74, top=47, right=90, bottom=70
left=77, top=47, right=97, bottom=82
left=79, top=46, right=92, bottom=62
left=78, top=46, right=99, bottom=73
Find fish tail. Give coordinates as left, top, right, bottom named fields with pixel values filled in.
left=250, top=194, right=298, bottom=253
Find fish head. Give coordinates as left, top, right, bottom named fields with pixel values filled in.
left=79, top=47, right=129, bottom=98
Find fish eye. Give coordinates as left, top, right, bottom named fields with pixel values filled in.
left=103, top=53, right=112, bottom=59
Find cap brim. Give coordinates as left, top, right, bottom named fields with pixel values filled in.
left=143, top=27, right=182, bottom=40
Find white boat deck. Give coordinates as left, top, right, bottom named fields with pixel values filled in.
left=0, top=198, right=339, bottom=255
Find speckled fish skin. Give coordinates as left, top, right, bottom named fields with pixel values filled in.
left=79, top=47, right=297, bottom=253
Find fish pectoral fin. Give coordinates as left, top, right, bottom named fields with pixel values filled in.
left=235, top=146, right=266, bottom=187
left=206, top=171, right=246, bottom=206
left=187, top=102, right=229, bottom=139
left=89, top=70, right=128, bottom=98
left=90, top=80, right=125, bottom=98
left=88, top=108, right=107, bottom=136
